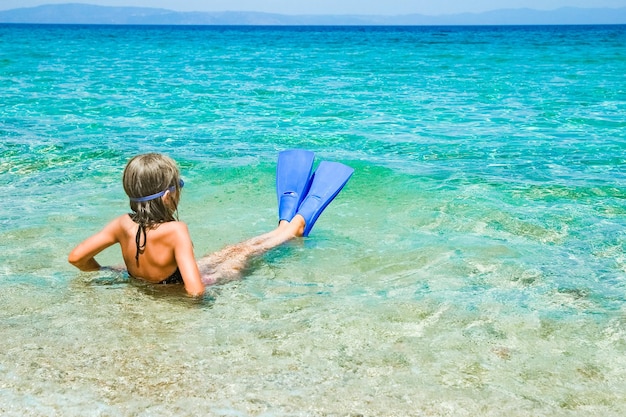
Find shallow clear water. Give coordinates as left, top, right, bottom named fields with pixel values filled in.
left=1, top=24, right=625, bottom=416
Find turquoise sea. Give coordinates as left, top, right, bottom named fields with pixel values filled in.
left=1, top=24, right=625, bottom=416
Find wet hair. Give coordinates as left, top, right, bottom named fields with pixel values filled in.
left=122, top=153, right=183, bottom=262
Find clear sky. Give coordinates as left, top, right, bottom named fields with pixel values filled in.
left=1, top=0, right=625, bottom=15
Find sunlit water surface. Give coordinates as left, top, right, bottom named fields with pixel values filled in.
left=1, top=24, right=625, bottom=416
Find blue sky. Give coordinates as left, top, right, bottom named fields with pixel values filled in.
left=1, top=0, right=625, bottom=15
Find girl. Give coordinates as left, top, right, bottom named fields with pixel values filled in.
left=68, top=152, right=353, bottom=297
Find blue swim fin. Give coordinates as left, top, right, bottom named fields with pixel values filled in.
left=296, top=161, right=354, bottom=237
left=276, top=149, right=315, bottom=222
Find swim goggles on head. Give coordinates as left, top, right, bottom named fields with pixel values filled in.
left=129, top=179, right=184, bottom=203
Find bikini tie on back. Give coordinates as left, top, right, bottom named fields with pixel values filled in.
left=135, top=223, right=147, bottom=262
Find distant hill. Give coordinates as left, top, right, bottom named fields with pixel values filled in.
left=0, top=3, right=625, bottom=25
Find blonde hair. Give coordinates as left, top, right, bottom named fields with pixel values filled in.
left=122, top=153, right=183, bottom=262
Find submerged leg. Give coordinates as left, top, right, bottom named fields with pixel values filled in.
left=198, top=151, right=354, bottom=286
left=197, top=217, right=305, bottom=285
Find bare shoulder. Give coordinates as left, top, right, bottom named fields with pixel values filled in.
left=157, top=221, right=192, bottom=242
left=102, top=214, right=133, bottom=233
left=164, top=220, right=190, bottom=232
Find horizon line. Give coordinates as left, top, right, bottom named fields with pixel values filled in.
left=3, top=3, right=626, bottom=16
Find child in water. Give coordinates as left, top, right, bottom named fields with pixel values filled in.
left=68, top=151, right=353, bottom=297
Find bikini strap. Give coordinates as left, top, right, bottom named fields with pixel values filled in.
left=135, top=223, right=147, bottom=262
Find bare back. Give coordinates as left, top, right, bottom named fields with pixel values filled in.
left=117, top=214, right=184, bottom=283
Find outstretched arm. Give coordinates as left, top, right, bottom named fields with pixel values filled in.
left=68, top=217, right=121, bottom=271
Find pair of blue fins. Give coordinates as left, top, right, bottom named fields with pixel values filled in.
left=276, top=149, right=354, bottom=237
